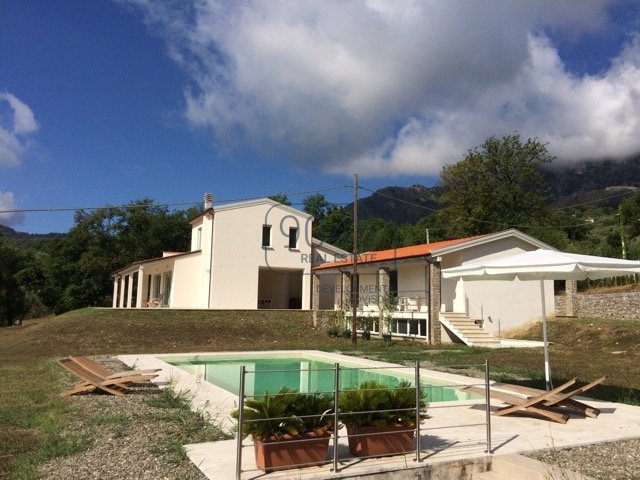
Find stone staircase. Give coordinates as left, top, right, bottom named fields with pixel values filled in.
left=473, top=454, right=594, bottom=479
left=440, top=312, right=500, bottom=347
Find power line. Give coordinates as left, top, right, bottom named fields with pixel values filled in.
left=553, top=189, right=636, bottom=209
left=0, top=184, right=353, bottom=215
left=0, top=201, right=200, bottom=214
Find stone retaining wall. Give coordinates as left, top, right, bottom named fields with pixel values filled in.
left=555, top=291, right=640, bottom=320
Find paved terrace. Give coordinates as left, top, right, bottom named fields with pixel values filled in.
left=120, top=352, right=640, bottom=480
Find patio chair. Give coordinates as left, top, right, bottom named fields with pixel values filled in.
left=463, top=378, right=578, bottom=423
left=490, top=376, right=605, bottom=418
left=58, top=357, right=159, bottom=397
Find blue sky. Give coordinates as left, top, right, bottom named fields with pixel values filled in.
left=2, top=1, right=640, bottom=234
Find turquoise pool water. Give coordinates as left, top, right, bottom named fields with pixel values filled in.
left=168, top=356, right=475, bottom=402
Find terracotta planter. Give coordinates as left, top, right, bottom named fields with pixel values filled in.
left=253, top=431, right=331, bottom=472
left=346, top=423, right=415, bottom=457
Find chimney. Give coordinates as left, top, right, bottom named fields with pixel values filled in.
left=204, top=192, right=213, bottom=210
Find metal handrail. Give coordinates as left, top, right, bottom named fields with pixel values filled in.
left=234, top=361, right=492, bottom=479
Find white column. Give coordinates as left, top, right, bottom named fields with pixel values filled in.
left=302, top=272, right=311, bottom=309
left=126, top=274, right=134, bottom=309
left=119, top=275, right=127, bottom=308
left=112, top=278, right=119, bottom=308
left=136, top=269, right=145, bottom=308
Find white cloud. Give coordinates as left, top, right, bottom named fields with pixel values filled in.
left=127, top=0, right=639, bottom=176
left=0, top=92, right=38, bottom=167
left=0, top=191, right=24, bottom=227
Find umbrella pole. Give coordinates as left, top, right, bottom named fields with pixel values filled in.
left=540, top=280, right=552, bottom=390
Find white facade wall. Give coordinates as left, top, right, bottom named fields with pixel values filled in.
left=190, top=213, right=214, bottom=307
left=440, top=237, right=553, bottom=336
left=209, top=202, right=313, bottom=309
left=316, top=272, right=342, bottom=309
left=171, top=253, right=204, bottom=308
left=313, top=243, right=349, bottom=265
left=354, top=266, right=380, bottom=310
left=397, top=263, right=426, bottom=300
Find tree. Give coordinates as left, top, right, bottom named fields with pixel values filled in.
left=438, top=133, right=553, bottom=237
left=302, top=194, right=329, bottom=221
left=397, top=216, right=444, bottom=247
left=313, top=205, right=352, bottom=252
left=268, top=193, right=291, bottom=206
left=620, top=190, right=640, bottom=239
left=46, top=199, right=194, bottom=313
left=0, top=238, right=28, bottom=326
left=358, top=218, right=398, bottom=252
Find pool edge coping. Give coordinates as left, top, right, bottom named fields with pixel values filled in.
left=118, top=350, right=486, bottom=431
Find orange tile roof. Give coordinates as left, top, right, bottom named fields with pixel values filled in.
left=313, top=236, right=482, bottom=270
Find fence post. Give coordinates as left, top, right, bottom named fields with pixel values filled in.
left=332, top=363, right=340, bottom=473
left=414, top=361, right=422, bottom=463
left=236, top=365, right=246, bottom=480
left=484, top=360, right=492, bottom=454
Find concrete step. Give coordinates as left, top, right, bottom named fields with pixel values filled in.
left=456, top=329, right=493, bottom=336
left=447, top=325, right=485, bottom=332
left=441, top=312, right=500, bottom=347
left=473, top=454, right=595, bottom=480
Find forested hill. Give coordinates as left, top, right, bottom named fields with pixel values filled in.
left=350, top=156, right=640, bottom=224
left=544, top=155, right=640, bottom=207
left=0, top=225, right=62, bottom=249
left=545, top=154, right=640, bottom=197
left=355, top=185, right=441, bottom=223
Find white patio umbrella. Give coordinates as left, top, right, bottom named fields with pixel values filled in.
left=442, top=249, right=640, bottom=390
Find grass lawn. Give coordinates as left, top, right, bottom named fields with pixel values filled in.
left=1, top=308, right=639, bottom=478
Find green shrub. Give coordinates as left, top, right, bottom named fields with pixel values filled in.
left=339, top=380, right=427, bottom=428
left=232, top=388, right=334, bottom=441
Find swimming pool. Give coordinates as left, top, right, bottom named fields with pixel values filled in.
left=167, top=354, right=476, bottom=402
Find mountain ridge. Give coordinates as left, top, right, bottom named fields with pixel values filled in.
left=349, top=156, right=640, bottom=224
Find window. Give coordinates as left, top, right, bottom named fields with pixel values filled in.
left=288, top=227, right=298, bottom=249
left=196, top=227, right=202, bottom=250
left=262, top=225, right=271, bottom=247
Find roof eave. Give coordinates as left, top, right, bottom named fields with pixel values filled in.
left=429, top=229, right=556, bottom=257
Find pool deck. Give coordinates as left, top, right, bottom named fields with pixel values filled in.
left=119, top=351, right=640, bottom=479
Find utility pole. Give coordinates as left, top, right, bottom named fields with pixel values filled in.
left=618, top=204, right=627, bottom=259
left=351, top=173, right=358, bottom=345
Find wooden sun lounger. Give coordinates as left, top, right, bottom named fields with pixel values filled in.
left=463, top=378, right=577, bottom=423
left=490, top=376, right=605, bottom=418
left=59, top=357, right=159, bottom=397
left=69, top=355, right=160, bottom=380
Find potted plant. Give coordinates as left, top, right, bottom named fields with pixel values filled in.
left=339, top=380, right=427, bottom=458
left=232, top=388, right=334, bottom=472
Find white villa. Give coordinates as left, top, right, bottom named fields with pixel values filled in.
left=113, top=195, right=561, bottom=345
left=313, top=229, right=556, bottom=345
left=112, top=194, right=348, bottom=311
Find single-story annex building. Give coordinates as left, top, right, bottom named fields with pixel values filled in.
left=312, top=229, right=557, bottom=345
